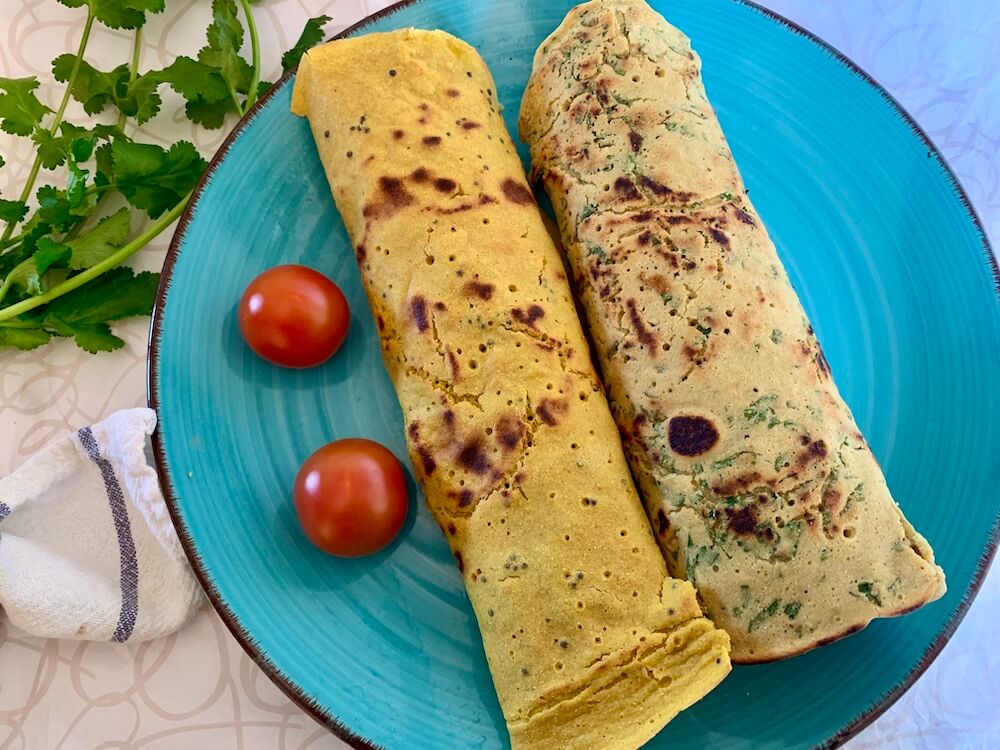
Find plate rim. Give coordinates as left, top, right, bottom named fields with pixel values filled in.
left=146, top=1, right=1000, bottom=749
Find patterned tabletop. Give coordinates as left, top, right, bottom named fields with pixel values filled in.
left=1, top=1, right=997, bottom=748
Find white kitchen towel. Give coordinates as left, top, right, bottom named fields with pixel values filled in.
left=0, top=408, right=202, bottom=642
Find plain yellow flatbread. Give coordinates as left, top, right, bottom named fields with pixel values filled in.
left=292, top=27, right=730, bottom=749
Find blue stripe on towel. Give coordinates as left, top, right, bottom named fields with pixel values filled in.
left=78, top=426, right=139, bottom=643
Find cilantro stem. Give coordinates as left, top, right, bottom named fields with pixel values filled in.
left=0, top=8, right=96, bottom=244
left=118, top=27, right=144, bottom=131
left=0, top=191, right=190, bottom=324
left=0, top=233, right=24, bottom=252
left=238, top=0, right=262, bottom=114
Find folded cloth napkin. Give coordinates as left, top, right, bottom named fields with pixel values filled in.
left=0, top=408, right=202, bottom=642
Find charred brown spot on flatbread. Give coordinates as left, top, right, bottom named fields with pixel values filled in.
left=434, top=177, right=457, bottom=193
left=614, top=177, right=641, bottom=200
left=464, top=280, right=495, bottom=300
left=656, top=508, right=670, bottom=536
left=447, top=349, right=461, bottom=380
left=501, top=178, right=535, bottom=205
left=816, top=345, right=832, bottom=378
left=822, top=486, right=842, bottom=513
left=639, top=176, right=695, bottom=202
left=628, top=130, right=643, bottom=152
left=708, top=227, right=730, bottom=251
left=712, top=472, right=762, bottom=497
left=733, top=206, right=755, bottom=226
left=446, top=88, right=460, bottom=97
left=495, top=414, right=525, bottom=450
left=410, top=295, right=429, bottom=332
left=457, top=436, right=490, bottom=474
left=655, top=246, right=680, bottom=269
left=625, top=299, right=657, bottom=351
left=536, top=398, right=569, bottom=427
left=630, top=412, right=647, bottom=437
left=418, top=446, right=437, bottom=476
left=639, top=272, right=670, bottom=293
left=453, top=550, right=464, bottom=573
left=364, top=176, right=415, bottom=220
left=423, top=135, right=442, bottom=146
left=725, top=505, right=757, bottom=535
left=668, top=415, right=719, bottom=456
left=511, top=304, right=545, bottom=328
left=796, top=439, right=828, bottom=467
left=461, top=120, right=481, bottom=130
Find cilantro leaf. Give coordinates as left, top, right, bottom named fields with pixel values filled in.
left=29, top=121, right=119, bottom=171
left=56, top=0, right=166, bottom=30
left=36, top=186, right=78, bottom=231
left=122, top=73, right=162, bottom=123
left=66, top=207, right=131, bottom=269
left=0, top=199, right=28, bottom=223
left=43, top=316, right=125, bottom=353
left=281, top=16, right=330, bottom=74
left=41, top=266, right=159, bottom=324
left=183, top=97, right=233, bottom=130
left=5, top=239, right=72, bottom=296
left=155, top=0, right=260, bottom=129
left=52, top=54, right=130, bottom=115
left=159, top=56, right=230, bottom=103
left=68, top=323, right=125, bottom=353
left=110, top=139, right=206, bottom=217
left=198, top=0, right=253, bottom=97
left=0, top=327, right=51, bottom=351
left=33, top=238, right=73, bottom=275
left=94, top=142, right=114, bottom=187
left=0, top=77, right=52, bottom=136
left=66, top=159, right=90, bottom=206
left=16, top=214, right=56, bottom=255
left=3, top=238, right=70, bottom=296
left=206, top=0, right=243, bottom=51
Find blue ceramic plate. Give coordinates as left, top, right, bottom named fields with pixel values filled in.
left=148, top=1, right=1000, bottom=748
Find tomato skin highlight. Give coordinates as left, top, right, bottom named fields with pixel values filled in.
left=293, top=439, right=409, bottom=557
left=238, top=265, right=349, bottom=368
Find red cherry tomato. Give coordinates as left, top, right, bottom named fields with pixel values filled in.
left=293, top=439, right=409, bottom=557
left=239, top=265, right=349, bottom=368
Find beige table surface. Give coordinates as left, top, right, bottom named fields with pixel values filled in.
left=1, top=1, right=997, bottom=748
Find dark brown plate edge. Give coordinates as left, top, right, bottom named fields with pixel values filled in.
left=145, top=2, right=1000, bottom=749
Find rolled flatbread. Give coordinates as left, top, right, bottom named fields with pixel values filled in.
left=292, top=28, right=730, bottom=749
left=519, top=0, right=945, bottom=662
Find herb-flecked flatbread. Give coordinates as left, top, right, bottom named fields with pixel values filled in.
left=519, top=0, right=945, bottom=662
left=292, top=27, right=730, bottom=748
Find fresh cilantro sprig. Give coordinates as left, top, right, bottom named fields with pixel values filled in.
left=0, top=0, right=329, bottom=353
